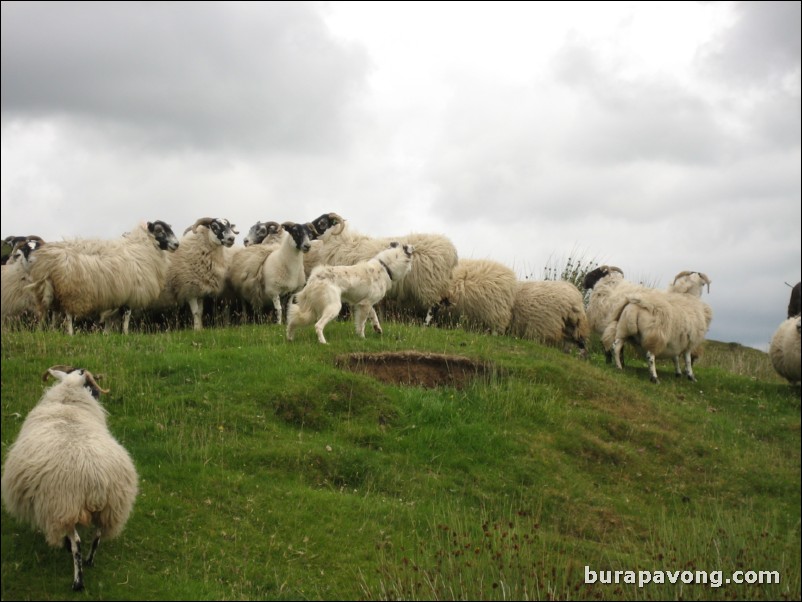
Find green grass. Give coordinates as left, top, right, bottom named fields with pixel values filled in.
left=1, top=321, right=799, bottom=600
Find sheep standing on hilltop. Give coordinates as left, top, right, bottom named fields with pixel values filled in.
left=610, top=273, right=713, bottom=383
left=509, top=279, right=590, bottom=355
left=28, top=222, right=179, bottom=335
left=164, top=217, right=238, bottom=330
left=427, top=258, right=518, bottom=334
left=769, top=317, right=801, bottom=385
left=1, top=237, right=45, bottom=324
left=583, top=266, right=651, bottom=363
left=1, top=367, right=138, bottom=591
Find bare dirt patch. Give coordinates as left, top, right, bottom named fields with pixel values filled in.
left=336, top=351, right=492, bottom=389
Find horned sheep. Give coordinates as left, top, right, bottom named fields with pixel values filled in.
left=583, top=265, right=653, bottom=362
left=1, top=367, right=138, bottom=591
left=163, top=217, right=238, bottom=330
left=610, top=272, right=713, bottom=383
left=27, top=222, right=179, bottom=335
left=287, top=242, right=415, bottom=344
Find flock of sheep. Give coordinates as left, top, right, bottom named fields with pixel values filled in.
left=1, top=215, right=800, bottom=590
left=1, top=214, right=800, bottom=385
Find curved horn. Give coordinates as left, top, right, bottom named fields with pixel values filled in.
left=42, top=365, right=76, bottom=381
left=606, top=266, right=624, bottom=275
left=698, top=272, right=711, bottom=293
left=184, top=217, right=216, bottom=235
left=672, top=270, right=695, bottom=284
left=328, top=213, right=346, bottom=236
left=84, top=370, right=111, bottom=395
left=25, top=235, right=45, bottom=243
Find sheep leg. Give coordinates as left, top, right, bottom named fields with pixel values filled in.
left=424, top=302, right=440, bottom=326
left=612, top=339, right=625, bottom=370
left=85, top=528, right=101, bottom=567
left=683, top=350, right=697, bottom=382
left=188, top=298, right=203, bottom=330
left=122, top=307, right=132, bottom=335
left=272, top=294, right=283, bottom=325
left=646, top=351, right=659, bottom=383
left=65, top=313, right=75, bottom=336
left=66, top=528, right=84, bottom=591
left=673, top=356, right=682, bottom=377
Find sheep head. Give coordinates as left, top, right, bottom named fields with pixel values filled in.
left=583, top=265, right=624, bottom=290
left=42, top=366, right=110, bottom=399
left=672, top=271, right=711, bottom=295
left=308, top=212, right=345, bottom=238
left=184, top=218, right=238, bottom=247
left=244, top=221, right=282, bottom=246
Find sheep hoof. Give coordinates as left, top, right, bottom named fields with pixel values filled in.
left=687, top=374, right=697, bottom=382
left=650, top=375, right=659, bottom=384
left=72, top=580, right=84, bottom=592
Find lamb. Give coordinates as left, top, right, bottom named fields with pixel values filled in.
left=1, top=366, right=138, bottom=591
left=508, top=279, right=591, bottom=356
left=426, top=258, right=518, bottom=334
left=27, top=221, right=179, bottom=335
left=286, top=242, right=415, bottom=344
left=769, top=316, right=801, bottom=385
left=610, top=276, right=713, bottom=383
left=304, top=217, right=457, bottom=317
left=1, top=237, right=45, bottom=324
left=163, top=217, right=238, bottom=330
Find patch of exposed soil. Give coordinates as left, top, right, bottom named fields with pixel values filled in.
left=336, top=351, right=492, bottom=389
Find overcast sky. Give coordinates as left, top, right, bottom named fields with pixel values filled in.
left=2, top=1, right=799, bottom=350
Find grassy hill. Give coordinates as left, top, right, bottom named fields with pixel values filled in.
left=1, top=322, right=799, bottom=600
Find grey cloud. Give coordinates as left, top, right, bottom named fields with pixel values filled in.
left=698, top=0, right=801, bottom=86
left=1, top=2, right=369, bottom=153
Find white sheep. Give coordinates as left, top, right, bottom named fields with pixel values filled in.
left=304, top=217, right=457, bottom=317
left=262, top=222, right=319, bottom=324
left=583, top=265, right=653, bottom=362
left=27, top=222, right=180, bottom=335
left=426, top=258, right=518, bottom=334
left=1, top=238, right=44, bottom=325
left=286, top=242, right=415, bottom=344
left=509, top=279, right=591, bottom=356
left=769, top=317, right=801, bottom=385
left=1, top=366, right=138, bottom=591
left=610, top=278, right=713, bottom=383
left=163, top=217, right=238, bottom=330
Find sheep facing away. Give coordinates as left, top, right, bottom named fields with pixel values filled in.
left=1, top=367, right=138, bottom=591
left=769, top=316, right=801, bottom=385
left=610, top=281, right=713, bottom=383
left=286, top=242, right=415, bottom=344
left=509, top=279, right=590, bottom=355
left=583, top=265, right=651, bottom=363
